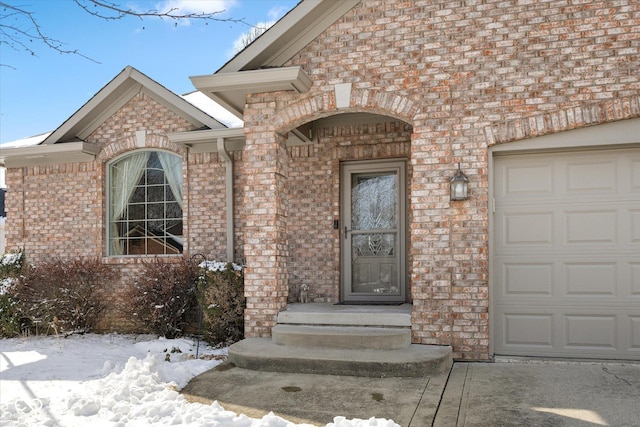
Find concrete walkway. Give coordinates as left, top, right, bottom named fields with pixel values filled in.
left=182, top=359, right=640, bottom=426
left=435, top=359, right=640, bottom=427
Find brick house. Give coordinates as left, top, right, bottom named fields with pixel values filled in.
left=1, top=0, right=639, bottom=361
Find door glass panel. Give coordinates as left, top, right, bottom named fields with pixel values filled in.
left=351, top=173, right=397, bottom=230
left=350, top=172, right=399, bottom=295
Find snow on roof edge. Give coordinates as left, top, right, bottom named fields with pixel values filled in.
left=181, top=91, right=243, bottom=129
left=1, top=132, right=52, bottom=148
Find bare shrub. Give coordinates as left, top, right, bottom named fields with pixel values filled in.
left=199, top=262, right=245, bottom=346
left=123, top=258, right=199, bottom=339
left=14, top=257, right=119, bottom=335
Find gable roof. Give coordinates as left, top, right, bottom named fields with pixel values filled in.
left=1, top=66, right=228, bottom=167
left=43, top=65, right=226, bottom=145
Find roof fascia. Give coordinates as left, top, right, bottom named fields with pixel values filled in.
left=168, top=127, right=245, bottom=153
left=218, top=0, right=360, bottom=73
left=190, top=66, right=313, bottom=117
left=42, top=66, right=225, bottom=145
left=1, top=142, right=101, bottom=168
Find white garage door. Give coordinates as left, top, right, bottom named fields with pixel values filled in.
left=493, top=147, right=640, bottom=360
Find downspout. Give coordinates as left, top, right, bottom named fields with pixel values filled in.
left=217, top=137, right=234, bottom=262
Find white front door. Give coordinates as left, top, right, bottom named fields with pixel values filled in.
left=341, top=160, right=406, bottom=302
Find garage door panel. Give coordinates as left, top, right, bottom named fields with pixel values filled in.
left=495, top=308, right=638, bottom=358
left=564, top=263, right=617, bottom=296
left=565, top=210, right=617, bottom=244
left=631, top=159, right=640, bottom=190
left=631, top=264, right=640, bottom=296
left=493, top=146, right=640, bottom=360
left=567, top=159, right=616, bottom=193
left=629, top=316, right=640, bottom=351
left=499, top=162, right=553, bottom=197
left=500, top=311, right=555, bottom=348
left=503, top=212, right=554, bottom=246
left=497, top=257, right=636, bottom=298
left=497, top=207, right=634, bottom=251
left=502, top=263, right=554, bottom=296
left=632, top=210, right=640, bottom=242
left=564, top=315, right=617, bottom=349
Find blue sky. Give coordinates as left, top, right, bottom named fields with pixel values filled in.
left=0, top=0, right=299, bottom=144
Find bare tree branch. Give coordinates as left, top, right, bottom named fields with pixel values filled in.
left=0, top=1, right=99, bottom=66
left=71, top=0, right=246, bottom=24
left=0, top=0, right=249, bottom=68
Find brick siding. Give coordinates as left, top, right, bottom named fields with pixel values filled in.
left=240, top=0, right=640, bottom=359
left=287, top=121, right=412, bottom=304
left=4, top=92, right=231, bottom=331
left=4, top=1, right=639, bottom=360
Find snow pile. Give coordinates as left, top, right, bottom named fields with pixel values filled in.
left=0, top=334, right=399, bottom=426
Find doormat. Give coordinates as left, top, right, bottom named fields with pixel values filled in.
left=334, top=302, right=404, bottom=306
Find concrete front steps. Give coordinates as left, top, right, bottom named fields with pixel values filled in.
left=228, top=303, right=453, bottom=378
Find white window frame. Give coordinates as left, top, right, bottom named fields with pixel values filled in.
left=106, top=149, right=183, bottom=257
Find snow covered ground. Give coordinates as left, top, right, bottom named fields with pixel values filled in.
left=0, top=334, right=398, bottom=426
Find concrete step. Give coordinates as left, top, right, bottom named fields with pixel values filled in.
left=277, top=303, right=411, bottom=327
left=228, top=337, right=453, bottom=378
left=272, top=324, right=411, bottom=350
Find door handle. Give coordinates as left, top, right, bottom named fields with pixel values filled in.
left=344, top=226, right=351, bottom=239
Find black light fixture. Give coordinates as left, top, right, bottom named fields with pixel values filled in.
left=450, top=163, right=469, bottom=201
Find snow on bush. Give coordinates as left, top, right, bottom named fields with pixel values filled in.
left=12, top=257, right=118, bottom=336
left=199, top=260, right=243, bottom=272
left=0, top=249, right=23, bottom=278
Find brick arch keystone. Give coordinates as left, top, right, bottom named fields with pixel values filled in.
left=272, top=88, right=419, bottom=133
left=97, top=134, right=186, bottom=163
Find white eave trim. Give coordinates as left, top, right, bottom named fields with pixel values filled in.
left=190, top=66, right=313, bottom=117
left=168, top=127, right=245, bottom=153
left=1, top=142, right=101, bottom=167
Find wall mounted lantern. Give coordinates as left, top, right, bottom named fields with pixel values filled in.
left=450, top=163, right=469, bottom=201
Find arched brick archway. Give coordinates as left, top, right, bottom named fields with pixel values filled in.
left=241, top=89, right=421, bottom=338
left=272, top=88, right=419, bottom=135
left=97, top=133, right=186, bottom=163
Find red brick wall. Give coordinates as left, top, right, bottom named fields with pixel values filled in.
left=88, top=92, right=196, bottom=148
left=239, top=0, right=640, bottom=359
left=287, top=121, right=412, bottom=303
left=4, top=1, right=639, bottom=359
left=4, top=163, right=102, bottom=260
left=4, top=92, right=232, bottom=331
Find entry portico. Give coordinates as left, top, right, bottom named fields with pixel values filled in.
left=193, top=41, right=488, bottom=360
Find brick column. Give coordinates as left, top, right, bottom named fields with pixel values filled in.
left=4, top=168, right=25, bottom=252
left=409, top=129, right=454, bottom=349
left=242, top=124, right=289, bottom=338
